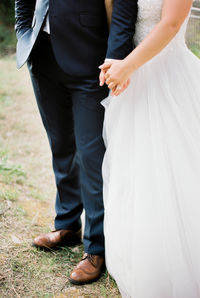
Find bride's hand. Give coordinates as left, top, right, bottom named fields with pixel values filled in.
left=99, top=60, right=132, bottom=96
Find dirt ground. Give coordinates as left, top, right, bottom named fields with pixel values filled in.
left=0, top=56, right=120, bottom=298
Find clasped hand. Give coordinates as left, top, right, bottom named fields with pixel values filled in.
left=99, top=59, right=131, bottom=96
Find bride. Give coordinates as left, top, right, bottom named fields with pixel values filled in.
left=101, top=0, right=200, bottom=297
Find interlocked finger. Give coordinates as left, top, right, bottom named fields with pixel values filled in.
left=105, top=72, right=110, bottom=80
left=106, top=77, right=112, bottom=85
left=116, top=85, right=122, bottom=91
left=108, top=81, right=116, bottom=89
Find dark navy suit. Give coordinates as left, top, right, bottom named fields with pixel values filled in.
left=15, top=0, right=138, bottom=255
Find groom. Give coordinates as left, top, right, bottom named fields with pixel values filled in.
left=15, top=0, right=138, bottom=285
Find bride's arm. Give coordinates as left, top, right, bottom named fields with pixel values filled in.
left=101, top=0, right=192, bottom=94
left=124, top=0, right=192, bottom=71
left=105, top=0, right=113, bottom=28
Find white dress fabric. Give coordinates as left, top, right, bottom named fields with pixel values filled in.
left=102, top=0, right=200, bottom=297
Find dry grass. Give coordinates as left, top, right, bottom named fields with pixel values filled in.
left=0, top=56, right=120, bottom=298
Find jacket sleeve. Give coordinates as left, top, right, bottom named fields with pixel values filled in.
left=15, top=0, right=36, bottom=39
left=106, top=0, right=138, bottom=59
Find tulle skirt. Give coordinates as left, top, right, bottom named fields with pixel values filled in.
left=102, top=44, right=200, bottom=298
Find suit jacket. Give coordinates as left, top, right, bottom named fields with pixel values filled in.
left=15, top=0, right=138, bottom=77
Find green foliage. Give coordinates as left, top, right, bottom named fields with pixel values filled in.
left=0, top=0, right=16, bottom=55
left=191, top=46, right=200, bottom=58
left=0, top=0, right=15, bottom=25
left=0, top=23, right=16, bottom=56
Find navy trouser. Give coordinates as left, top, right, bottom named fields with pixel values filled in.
left=27, top=32, right=108, bottom=256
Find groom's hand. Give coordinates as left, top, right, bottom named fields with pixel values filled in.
left=99, top=59, right=116, bottom=87
left=99, top=68, right=107, bottom=87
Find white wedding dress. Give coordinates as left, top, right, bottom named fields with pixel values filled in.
left=102, top=0, right=200, bottom=297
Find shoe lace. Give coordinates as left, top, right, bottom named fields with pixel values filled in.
left=81, top=253, right=96, bottom=268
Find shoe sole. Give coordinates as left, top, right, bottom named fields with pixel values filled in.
left=68, top=276, right=100, bottom=285
left=32, top=240, right=82, bottom=251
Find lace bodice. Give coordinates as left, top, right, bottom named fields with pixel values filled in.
left=134, top=0, right=189, bottom=49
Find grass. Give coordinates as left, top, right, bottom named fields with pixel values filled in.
left=28, top=188, right=46, bottom=202
left=0, top=151, right=119, bottom=297
left=0, top=147, right=26, bottom=185
left=0, top=189, right=19, bottom=201
left=0, top=154, right=26, bottom=184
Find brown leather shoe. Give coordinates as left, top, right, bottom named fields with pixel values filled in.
left=68, top=253, right=105, bottom=285
left=32, top=229, right=82, bottom=250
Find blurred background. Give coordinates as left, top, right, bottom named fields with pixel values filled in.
left=186, top=0, right=200, bottom=57
left=0, top=0, right=16, bottom=56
